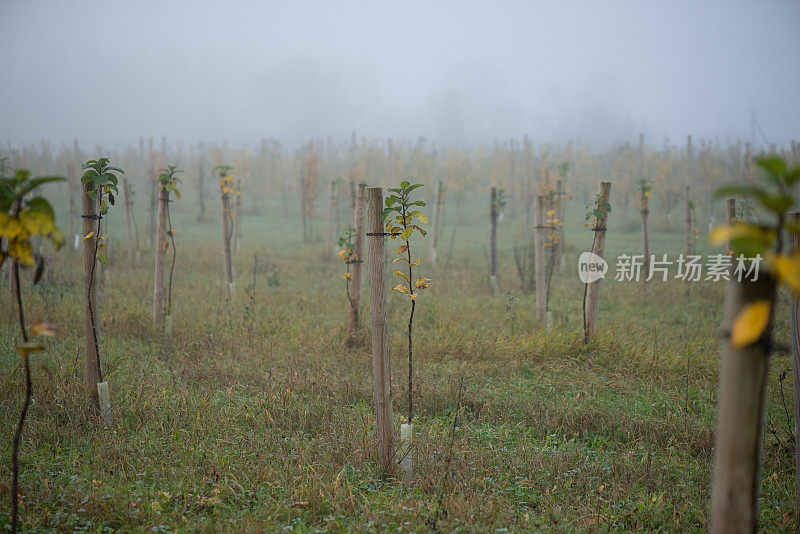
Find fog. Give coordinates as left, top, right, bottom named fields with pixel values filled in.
left=2, top=0, right=799, bottom=149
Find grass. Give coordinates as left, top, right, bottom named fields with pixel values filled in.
left=0, top=195, right=797, bottom=532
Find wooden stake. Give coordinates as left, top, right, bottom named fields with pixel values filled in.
left=348, top=183, right=367, bottom=345
left=789, top=211, right=800, bottom=528
left=232, top=179, right=242, bottom=257
left=430, top=181, right=442, bottom=268
left=197, top=157, right=207, bottom=222
left=221, top=189, right=234, bottom=299
left=534, top=195, right=546, bottom=322
left=489, top=187, right=499, bottom=294
left=81, top=182, right=101, bottom=409
left=685, top=185, right=692, bottom=257
left=327, top=180, right=336, bottom=259
left=555, top=178, right=564, bottom=270
left=641, top=186, right=650, bottom=288
left=148, top=139, right=156, bottom=247
left=123, top=178, right=135, bottom=260
left=583, top=182, right=611, bottom=344
left=711, top=273, right=776, bottom=533
left=366, top=186, right=396, bottom=477
left=153, top=184, right=169, bottom=323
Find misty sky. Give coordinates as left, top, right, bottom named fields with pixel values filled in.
left=2, top=0, right=799, bottom=149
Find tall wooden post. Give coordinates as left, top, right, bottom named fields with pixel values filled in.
left=534, top=195, right=546, bottom=322
left=366, top=187, right=396, bottom=477
left=555, top=178, right=565, bottom=270
left=489, top=187, right=499, bottom=294
left=148, top=139, right=156, bottom=247
left=197, top=158, right=207, bottom=222
left=347, top=183, right=368, bottom=345
left=685, top=186, right=692, bottom=256
left=81, top=182, right=101, bottom=408
left=153, top=185, right=169, bottom=323
left=727, top=198, right=736, bottom=228
left=789, top=211, right=800, bottom=528
left=123, top=178, right=135, bottom=260
left=583, top=182, right=611, bottom=344
left=327, top=180, right=336, bottom=259
left=232, top=179, right=242, bottom=256
left=641, top=186, right=650, bottom=288
left=221, top=189, right=234, bottom=299
left=67, top=161, right=77, bottom=241
left=711, top=273, right=775, bottom=533
left=430, top=181, right=442, bottom=268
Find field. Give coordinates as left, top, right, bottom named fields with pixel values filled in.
left=2, top=194, right=797, bottom=533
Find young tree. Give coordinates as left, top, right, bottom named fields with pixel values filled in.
left=1, top=169, right=66, bottom=533
left=153, top=165, right=182, bottom=326
left=80, top=158, right=123, bottom=419
left=383, top=180, right=431, bottom=479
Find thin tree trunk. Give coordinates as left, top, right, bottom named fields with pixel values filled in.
left=366, top=186, right=396, bottom=477
left=583, top=182, right=611, bottom=344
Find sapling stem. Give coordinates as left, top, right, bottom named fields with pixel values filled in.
left=10, top=254, right=30, bottom=534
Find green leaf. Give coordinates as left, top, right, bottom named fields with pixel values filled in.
left=98, top=254, right=109, bottom=265
left=761, top=194, right=795, bottom=214
left=755, top=155, right=787, bottom=182
left=786, top=165, right=800, bottom=185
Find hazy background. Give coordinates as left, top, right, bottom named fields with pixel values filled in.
left=1, top=0, right=799, bottom=149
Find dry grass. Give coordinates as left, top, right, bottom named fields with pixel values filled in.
left=0, top=202, right=796, bottom=532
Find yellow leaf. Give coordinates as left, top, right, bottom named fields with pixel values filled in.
left=342, top=272, right=352, bottom=280
left=84, top=232, right=94, bottom=240
left=546, top=210, right=555, bottom=217
left=731, top=300, right=771, bottom=348
left=31, top=322, right=64, bottom=338
left=416, top=214, right=428, bottom=224
left=0, top=212, right=26, bottom=240
left=772, top=254, right=800, bottom=294
left=409, top=259, right=420, bottom=266
left=15, top=343, right=45, bottom=357
left=409, top=292, right=418, bottom=300
left=392, top=270, right=410, bottom=282
left=709, top=224, right=774, bottom=247
left=397, top=245, right=408, bottom=255
left=392, top=284, right=408, bottom=293
left=8, top=239, right=33, bottom=266
left=392, top=257, right=406, bottom=263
